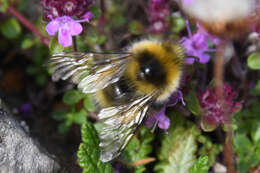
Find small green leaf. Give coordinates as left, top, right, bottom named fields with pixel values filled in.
left=1, top=18, right=21, bottom=39
left=186, top=91, right=201, bottom=116
left=83, top=95, right=96, bottom=112
left=97, top=35, right=107, bottom=45
left=71, top=110, right=87, bottom=124
left=200, top=117, right=218, bottom=132
left=77, top=120, right=114, bottom=173
left=190, top=156, right=210, bottom=173
left=250, top=80, right=260, bottom=96
left=171, top=17, right=185, bottom=33
left=0, top=0, right=8, bottom=13
left=247, top=52, right=260, bottom=70
left=21, top=38, right=35, bottom=49
left=121, top=127, right=155, bottom=173
left=58, top=121, right=71, bottom=135
left=90, top=5, right=102, bottom=20
left=63, top=90, right=84, bottom=105
left=197, top=135, right=222, bottom=166
left=111, top=14, right=126, bottom=27
left=129, top=21, right=144, bottom=35
left=52, top=110, right=67, bottom=121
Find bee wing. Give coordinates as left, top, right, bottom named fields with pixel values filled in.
left=98, top=95, right=153, bottom=162
left=49, top=52, right=131, bottom=93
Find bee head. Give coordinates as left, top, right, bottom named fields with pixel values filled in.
left=125, top=40, right=184, bottom=101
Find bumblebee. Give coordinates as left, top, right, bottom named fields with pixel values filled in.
left=49, top=40, right=184, bottom=162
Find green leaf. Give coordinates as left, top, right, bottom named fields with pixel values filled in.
left=197, top=135, right=222, bottom=166
left=233, top=102, right=260, bottom=173
left=90, top=5, right=102, bottom=20
left=155, top=113, right=199, bottom=173
left=21, top=38, right=35, bottom=49
left=70, top=109, right=87, bottom=124
left=83, top=95, right=96, bottom=112
left=200, top=117, right=218, bottom=132
left=1, top=18, right=21, bottom=39
left=186, top=91, right=201, bottom=116
left=58, top=121, right=71, bottom=135
left=111, top=14, right=126, bottom=27
left=171, top=17, right=185, bottom=33
left=250, top=80, right=260, bottom=96
left=52, top=110, right=67, bottom=121
left=129, top=21, right=144, bottom=35
left=0, top=0, right=8, bottom=13
left=63, top=90, right=84, bottom=105
left=247, top=52, right=260, bottom=70
left=121, top=127, right=155, bottom=173
left=189, top=156, right=210, bottom=173
left=77, top=120, right=114, bottom=173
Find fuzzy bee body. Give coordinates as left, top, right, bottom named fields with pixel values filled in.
left=49, top=40, right=184, bottom=162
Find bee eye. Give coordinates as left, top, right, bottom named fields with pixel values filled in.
left=138, top=56, right=166, bottom=85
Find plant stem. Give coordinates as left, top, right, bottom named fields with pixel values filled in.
left=224, top=125, right=236, bottom=173
left=72, top=36, right=78, bottom=51
left=8, top=6, right=50, bottom=47
left=214, top=42, right=236, bottom=173
left=99, top=0, right=105, bottom=33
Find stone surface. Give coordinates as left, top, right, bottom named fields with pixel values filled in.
left=0, top=101, right=62, bottom=173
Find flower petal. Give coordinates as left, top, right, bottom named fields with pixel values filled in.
left=199, top=54, right=210, bottom=64
left=58, top=28, right=72, bottom=47
left=82, top=11, right=93, bottom=22
left=68, top=21, right=83, bottom=36
left=46, top=20, right=59, bottom=36
left=184, top=57, right=195, bottom=64
left=157, top=113, right=170, bottom=129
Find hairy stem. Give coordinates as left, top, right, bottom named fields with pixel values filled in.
left=214, top=42, right=236, bottom=173
left=8, top=6, right=50, bottom=47
left=224, top=125, right=236, bottom=173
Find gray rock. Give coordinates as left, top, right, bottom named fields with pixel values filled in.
left=0, top=100, right=61, bottom=173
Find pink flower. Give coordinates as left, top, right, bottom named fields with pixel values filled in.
left=41, top=0, right=94, bottom=21
left=146, top=0, right=170, bottom=33
left=198, top=84, right=242, bottom=131
left=46, top=14, right=92, bottom=47
left=145, top=91, right=185, bottom=131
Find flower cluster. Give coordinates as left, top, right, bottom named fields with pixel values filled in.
left=198, top=84, right=242, bottom=131
left=42, top=0, right=94, bottom=47
left=147, top=0, right=170, bottom=33
left=181, top=23, right=221, bottom=64
left=145, top=91, right=185, bottom=131
left=42, top=0, right=94, bottom=21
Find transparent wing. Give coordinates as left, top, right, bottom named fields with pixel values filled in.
left=49, top=52, right=131, bottom=93
left=98, top=95, right=153, bottom=162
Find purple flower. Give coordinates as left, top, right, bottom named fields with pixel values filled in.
left=198, top=84, right=242, bottom=131
left=145, top=91, right=185, bottom=131
left=181, top=23, right=221, bottom=64
left=46, top=14, right=92, bottom=47
left=82, top=11, right=93, bottom=21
